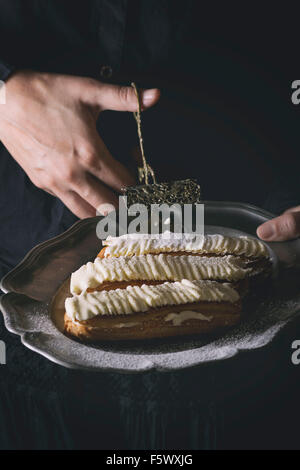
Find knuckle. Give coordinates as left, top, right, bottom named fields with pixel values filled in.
left=31, top=177, right=43, bottom=189
left=81, top=185, right=92, bottom=199
left=282, top=213, right=298, bottom=234
left=61, top=166, right=76, bottom=183
left=79, top=145, right=97, bottom=167
left=118, top=86, right=131, bottom=104
left=42, top=174, right=55, bottom=189
left=32, top=173, right=54, bottom=190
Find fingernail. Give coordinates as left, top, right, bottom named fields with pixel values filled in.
left=257, top=223, right=275, bottom=240
left=142, top=89, right=157, bottom=106
left=96, top=202, right=117, bottom=217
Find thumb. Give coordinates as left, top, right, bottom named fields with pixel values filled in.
left=86, top=82, right=160, bottom=112
left=257, top=211, right=300, bottom=241
left=284, top=205, right=300, bottom=214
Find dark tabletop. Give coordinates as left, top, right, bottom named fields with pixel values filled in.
left=1, top=304, right=300, bottom=450
left=1, top=1, right=300, bottom=450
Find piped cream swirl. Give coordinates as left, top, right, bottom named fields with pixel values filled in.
left=65, top=279, right=240, bottom=321
left=103, top=232, right=269, bottom=258
left=70, top=254, right=249, bottom=295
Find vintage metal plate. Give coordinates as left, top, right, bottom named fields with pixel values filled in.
left=1, top=201, right=300, bottom=372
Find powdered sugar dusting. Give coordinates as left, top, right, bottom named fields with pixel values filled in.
left=2, top=285, right=300, bottom=372
left=1, top=214, right=300, bottom=372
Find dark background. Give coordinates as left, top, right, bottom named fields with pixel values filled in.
left=0, top=1, right=300, bottom=449
left=103, top=2, right=300, bottom=209
left=1, top=0, right=300, bottom=271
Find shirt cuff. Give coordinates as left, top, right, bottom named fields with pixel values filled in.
left=0, top=60, right=16, bottom=82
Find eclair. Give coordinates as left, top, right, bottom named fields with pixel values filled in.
left=98, top=232, right=269, bottom=259
left=97, top=233, right=271, bottom=283
left=64, top=233, right=271, bottom=341
left=70, top=253, right=251, bottom=295
left=64, top=279, right=241, bottom=341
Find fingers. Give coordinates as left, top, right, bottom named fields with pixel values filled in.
left=257, top=211, right=300, bottom=241
left=56, top=184, right=118, bottom=220
left=71, top=172, right=118, bottom=213
left=92, top=143, right=136, bottom=191
left=54, top=189, right=97, bottom=219
left=78, top=129, right=136, bottom=192
left=83, top=81, right=160, bottom=112
left=284, top=205, right=300, bottom=214
left=4, top=126, right=127, bottom=216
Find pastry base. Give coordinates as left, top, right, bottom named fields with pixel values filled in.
left=64, top=300, right=242, bottom=341
left=65, top=248, right=270, bottom=342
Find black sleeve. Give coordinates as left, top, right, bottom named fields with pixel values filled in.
left=0, top=59, right=15, bottom=82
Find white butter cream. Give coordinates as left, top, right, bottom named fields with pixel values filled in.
left=165, top=311, right=213, bottom=326
left=70, top=254, right=250, bottom=294
left=65, top=279, right=240, bottom=321
left=114, top=322, right=139, bottom=329
left=103, top=232, right=269, bottom=259
left=70, top=254, right=249, bottom=294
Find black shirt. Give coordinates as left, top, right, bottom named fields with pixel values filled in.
left=0, top=0, right=299, bottom=275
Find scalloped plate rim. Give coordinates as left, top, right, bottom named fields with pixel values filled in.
left=0, top=200, right=275, bottom=294
left=2, top=200, right=297, bottom=373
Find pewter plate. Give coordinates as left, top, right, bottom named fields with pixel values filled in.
left=1, top=201, right=300, bottom=373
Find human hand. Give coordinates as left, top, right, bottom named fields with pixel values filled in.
left=257, top=206, right=300, bottom=241
left=0, top=70, right=160, bottom=218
